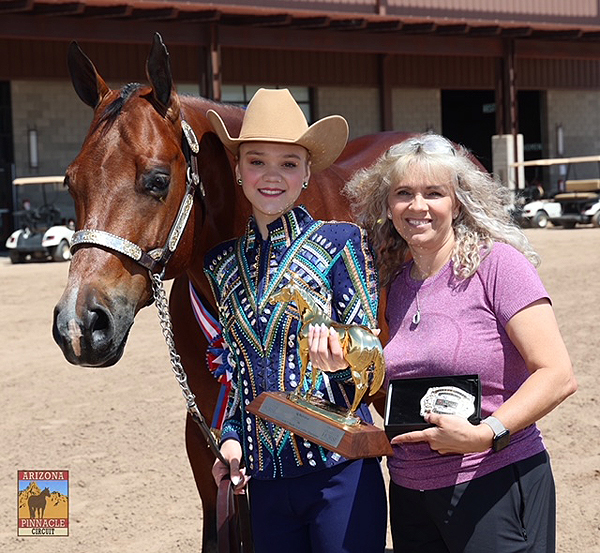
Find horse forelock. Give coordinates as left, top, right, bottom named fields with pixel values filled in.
left=93, top=82, right=145, bottom=133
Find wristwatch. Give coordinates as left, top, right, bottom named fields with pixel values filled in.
left=482, top=416, right=510, bottom=452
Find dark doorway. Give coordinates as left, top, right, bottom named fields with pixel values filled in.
left=442, top=90, right=496, bottom=172
left=518, top=90, right=543, bottom=187
left=441, top=89, right=543, bottom=179
left=0, top=82, right=15, bottom=249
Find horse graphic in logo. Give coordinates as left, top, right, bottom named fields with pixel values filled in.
left=28, top=487, right=50, bottom=518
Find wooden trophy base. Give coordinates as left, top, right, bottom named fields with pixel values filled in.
left=247, top=391, right=393, bottom=459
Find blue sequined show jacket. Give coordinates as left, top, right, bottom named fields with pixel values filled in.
left=204, top=206, right=379, bottom=480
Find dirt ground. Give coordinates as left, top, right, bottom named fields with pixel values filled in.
left=1, top=227, right=599, bottom=552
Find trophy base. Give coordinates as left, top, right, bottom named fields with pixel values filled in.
left=247, top=391, right=393, bottom=459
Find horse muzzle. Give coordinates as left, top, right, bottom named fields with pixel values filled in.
left=53, top=287, right=133, bottom=367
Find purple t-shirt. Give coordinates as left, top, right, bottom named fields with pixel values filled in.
left=384, top=242, right=549, bottom=490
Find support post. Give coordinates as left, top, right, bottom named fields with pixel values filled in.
left=379, top=54, right=393, bottom=131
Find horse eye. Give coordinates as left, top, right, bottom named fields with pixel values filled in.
left=143, top=173, right=170, bottom=198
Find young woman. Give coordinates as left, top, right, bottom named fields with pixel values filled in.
left=345, top=133, right=577, bottom=553
left=204, top=88, right=387, bottom=553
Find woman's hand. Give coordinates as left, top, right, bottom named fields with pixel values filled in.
left=308, top=323, right=348, bottom=373
left=390, top=412, right=494, bottom=455
left=212, top=439, right=250, bottom=494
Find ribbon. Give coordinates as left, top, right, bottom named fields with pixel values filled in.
left=188, top=281, right=233, bottom=429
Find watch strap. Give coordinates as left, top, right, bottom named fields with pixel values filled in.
left=482, top=415, right=506, bottom=437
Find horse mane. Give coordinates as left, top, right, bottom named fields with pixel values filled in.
left=179, top=94, right=244, bottom=137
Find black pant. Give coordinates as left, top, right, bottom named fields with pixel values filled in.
left=389, top=451, right=556, bottom=553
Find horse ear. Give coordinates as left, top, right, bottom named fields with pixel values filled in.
left=146, top=33, right=179, bottom=120
left=67, top=41, right=110, bottom=108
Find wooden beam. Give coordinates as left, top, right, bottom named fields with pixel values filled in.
left=530, top=29, right=582, bottom=39
left=329, top=18, right=367, bottom=30
left=400, top=22, right=436, bottom=34
left=512, top=155, right=600, bottom=167
left=378, top=53, right=392, bottom=131
left=468, top=25, right=501, bottom=36
left=129, top=8, right=179, bottom=21
left=0, top=0, right=33, bottom=13
left=176, top=9, right=220, bottom=23
left=220, top=13, right=291, bottom=27
left=435, top=24, right=469, bottom=35
left=290, top=16, right=330, bottom=29
left=501, top=27, right=532, bottom=37
left=34, top=2, right=84, bottom=16
left=366, top=20, right=402, bottom=32
left=83, top=5, right=132, bottom=18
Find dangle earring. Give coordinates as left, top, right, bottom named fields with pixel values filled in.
left=302, top=181, right=308, bottom=190
left=237, top=178, right=243, bottom=186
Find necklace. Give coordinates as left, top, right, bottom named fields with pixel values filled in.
left=412, top=288, right=422, bottom=326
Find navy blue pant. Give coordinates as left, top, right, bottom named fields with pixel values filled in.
left=248, top=458, right=387, bottom=553
left=389, top=451, right=556, bottom=553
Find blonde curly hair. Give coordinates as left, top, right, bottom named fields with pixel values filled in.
left=344, top=133, right=539, bottom=287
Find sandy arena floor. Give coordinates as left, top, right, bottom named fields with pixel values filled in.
left=1, top=226, right=599, bottom=552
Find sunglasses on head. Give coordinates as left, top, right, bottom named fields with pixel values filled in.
left=390, top=136, right=456, bottom=157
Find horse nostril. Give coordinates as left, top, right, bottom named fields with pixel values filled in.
left=89, top=307, right=111, bottom=334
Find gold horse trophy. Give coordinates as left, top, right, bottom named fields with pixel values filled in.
left=247, top=281, right=393, bottom=459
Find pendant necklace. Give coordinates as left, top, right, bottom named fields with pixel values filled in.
left=412, top=288, right=422, bottom=326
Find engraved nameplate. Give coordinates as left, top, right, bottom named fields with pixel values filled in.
left=259, top=395, right=345, bottom=448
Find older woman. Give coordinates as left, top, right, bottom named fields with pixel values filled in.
left=345, top=133, right=577, bottom=553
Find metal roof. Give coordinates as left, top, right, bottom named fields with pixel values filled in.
left=3, top=0, right=600, bottom=41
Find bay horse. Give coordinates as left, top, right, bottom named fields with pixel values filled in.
left=28, top=487, right=50, bottom=518
left=52, top=33, right=411, bottom=552
left=269, top=281, right=385, bottom=417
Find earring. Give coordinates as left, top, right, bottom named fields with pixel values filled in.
left=237, top=179, right=243, bottom=186
left=387, top=210, right=392, bottom=219
left=302, top=181, right=308, bottom=190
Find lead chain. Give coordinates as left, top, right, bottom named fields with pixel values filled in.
left=150, top=272, right=226, bottom=465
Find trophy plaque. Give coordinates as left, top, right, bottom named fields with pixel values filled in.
left=384, top=374, right=481, bottom=439
left=246, top=282, right=393, bottom=459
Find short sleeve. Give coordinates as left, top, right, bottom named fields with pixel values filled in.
left=477, top=242, right=550, bottom=327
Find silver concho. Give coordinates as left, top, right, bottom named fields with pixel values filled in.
left=420, top=386, right=475, bottom=418
left=181, top=120, right=199, bottom=154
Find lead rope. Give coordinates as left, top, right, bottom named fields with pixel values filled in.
left=150, top=271, right=227, bottom=465
left=151, top=271, right=254, bottom=553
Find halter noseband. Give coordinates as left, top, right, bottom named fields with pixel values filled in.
left=69, top=119, right=205, bottom=278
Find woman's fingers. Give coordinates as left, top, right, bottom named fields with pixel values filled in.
left=308, top=323, right=347, bottom=372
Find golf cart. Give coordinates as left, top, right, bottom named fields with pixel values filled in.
left=5, top=176, right=75, bottom=263
left=513, top=154, right=600, bottom=229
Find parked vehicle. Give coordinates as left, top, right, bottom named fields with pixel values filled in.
left=5, top=176, right=75, bottom=263
left=518, top=199, right=562, bottom=228
left=513, top=158, right=600, bottom=230
left=551, top=190, right=600, bottom=229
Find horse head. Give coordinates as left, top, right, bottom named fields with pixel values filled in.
left=53, top=33, right=242, bottom=367
left=268, top=283, right=296, bottom=306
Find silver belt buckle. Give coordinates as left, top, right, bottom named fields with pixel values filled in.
left=420, top=386, right=476, bottom=418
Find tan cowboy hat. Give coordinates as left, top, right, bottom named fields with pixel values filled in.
left=207, top=88, right=349, bottom=173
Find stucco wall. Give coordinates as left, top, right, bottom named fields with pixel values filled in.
left=546, top=89, right=600, bottom=188
left=10, top=81, right=202, bottom=179
left=11, top=81, right=91, bottom=178
left=315, top=87, right=381, bottom=139
left=392, top=88, right=441, bottom=134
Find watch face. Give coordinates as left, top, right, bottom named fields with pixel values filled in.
left=493, top=430, right=510, bottom=452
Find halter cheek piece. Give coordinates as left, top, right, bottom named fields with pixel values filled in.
left=69, top=118, right=205, bottom=278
